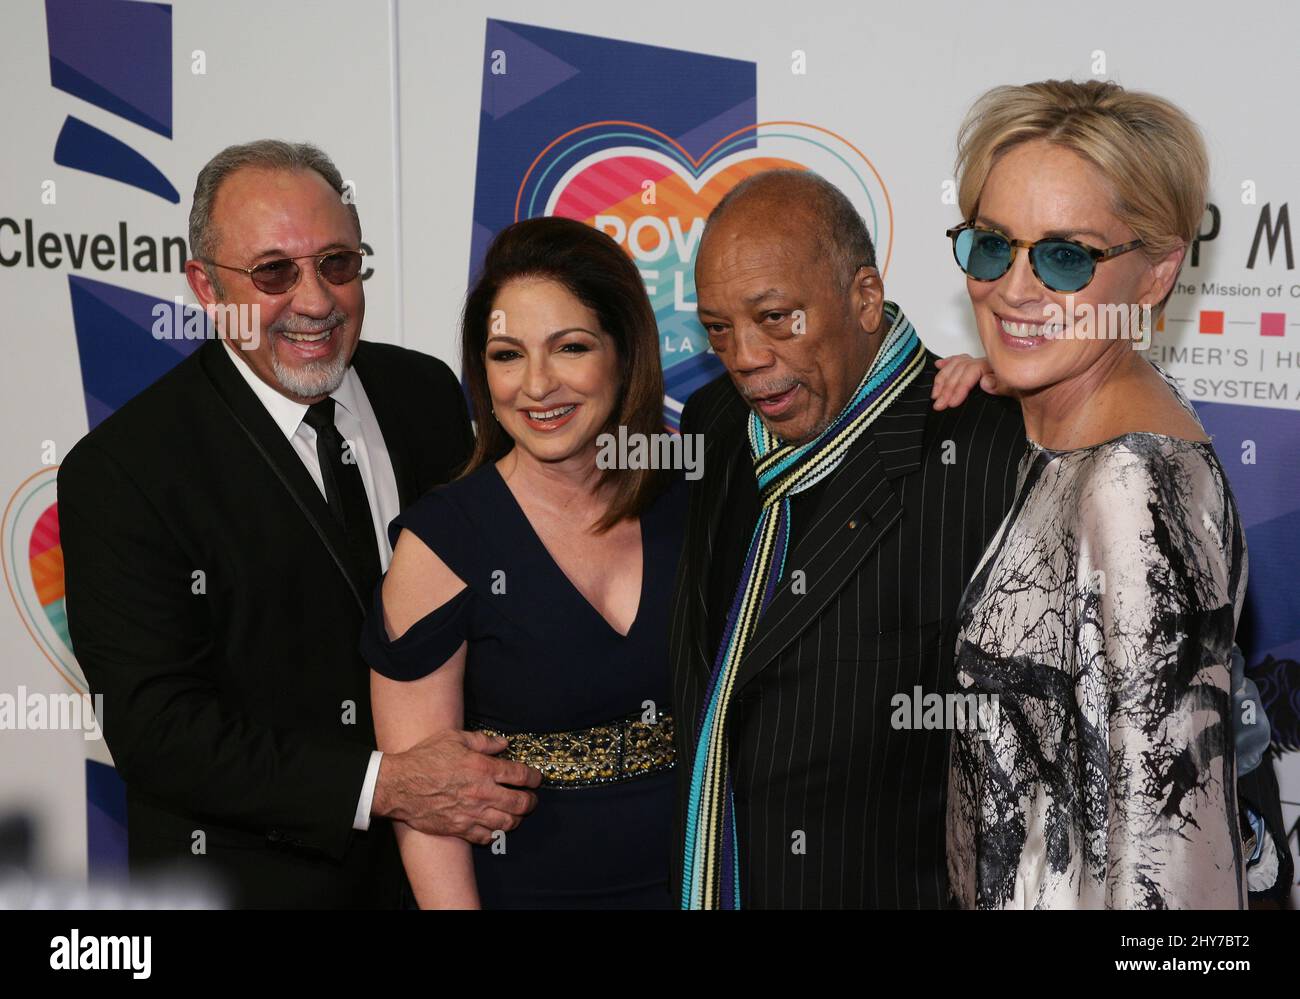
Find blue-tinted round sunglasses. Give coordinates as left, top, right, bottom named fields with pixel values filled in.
left=946, top=222, right=1143, bottom=293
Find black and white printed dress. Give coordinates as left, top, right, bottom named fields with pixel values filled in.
left=946, top=403, right=1248, bottom=909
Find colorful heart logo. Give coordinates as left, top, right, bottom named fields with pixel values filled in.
left=3, top=468, right=86, bottom=693
left=519, top=121, right=893, bottom=429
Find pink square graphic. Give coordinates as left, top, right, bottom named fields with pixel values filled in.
left=1260, top=312, right=1285, bottom=336
left=1199, top=311, right=1224, bottom=334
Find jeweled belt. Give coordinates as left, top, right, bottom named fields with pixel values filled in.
left=469, top=710, right=675, bottom=788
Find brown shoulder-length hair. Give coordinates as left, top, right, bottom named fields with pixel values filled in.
left=460, top=216, right=668, bottom=532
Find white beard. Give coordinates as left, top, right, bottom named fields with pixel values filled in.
left=269, top=336, right=350, bottom=398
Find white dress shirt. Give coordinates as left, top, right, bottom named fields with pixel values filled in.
left=223, top=340, right=393, bottom=831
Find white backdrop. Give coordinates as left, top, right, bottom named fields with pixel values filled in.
left=2, top=0, right=1296, bottom=904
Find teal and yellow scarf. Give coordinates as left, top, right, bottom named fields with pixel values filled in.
left=682, top=301, right=926, bottom=909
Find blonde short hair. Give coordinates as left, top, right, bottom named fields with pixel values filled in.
left=955, top=80, right=1208, bottom=271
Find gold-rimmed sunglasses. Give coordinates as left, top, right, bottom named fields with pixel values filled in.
left=202, top=248, right=366, bottom=295
left=945, top=222, right=1142, bottom=293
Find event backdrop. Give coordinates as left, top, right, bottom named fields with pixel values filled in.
left=2, top=0, right=1296, bottom=903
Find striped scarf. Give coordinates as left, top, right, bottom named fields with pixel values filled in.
left=681, top=301, right=926, bottom=909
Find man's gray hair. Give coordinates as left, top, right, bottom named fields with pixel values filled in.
left=707, top=168, right=876, bottom=290
left=188, top=139, right=361, bottom=294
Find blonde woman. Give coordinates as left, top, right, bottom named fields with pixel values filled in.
left=939, top=80, right=1247, bottom=909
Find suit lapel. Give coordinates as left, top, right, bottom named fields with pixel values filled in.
left=686, top=391, right=751, bottom=682
left=732, top=432, right=901, bottom=690
left=198, top=340, right=368, bottom=609
left=732, top=359, right=937, bottom=691
left=351, top=344, right=420, bottom=509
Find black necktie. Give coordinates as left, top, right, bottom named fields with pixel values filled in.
left=302, top=398, right=381, bottom=591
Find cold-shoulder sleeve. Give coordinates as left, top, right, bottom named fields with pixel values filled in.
left=359, top=489, right=475, bottom=682
left=1073, top=440, right=1246, bottom=909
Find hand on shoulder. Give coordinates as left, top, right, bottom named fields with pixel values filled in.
left=932, top=354, right=1006, bottom=410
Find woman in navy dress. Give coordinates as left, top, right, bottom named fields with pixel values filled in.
left=361, top=217, right=684, bottom=908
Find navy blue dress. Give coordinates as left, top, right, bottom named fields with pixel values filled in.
left=361, top=463, right=686, bottom=909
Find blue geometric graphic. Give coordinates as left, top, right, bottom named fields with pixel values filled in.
left=54, top=115, right=180, bottom=203
left=67, top=274, right=203, bottom=430
left=1195, top=400, right=1300, bottom=666
left=45, top=0, right=173, bottom=138
left=86, top=760, right=127, bottom=877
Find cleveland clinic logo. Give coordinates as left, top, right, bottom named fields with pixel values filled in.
left=513, top=120, right=894, bottom=430
left=6, top=0, right=373, bottom=431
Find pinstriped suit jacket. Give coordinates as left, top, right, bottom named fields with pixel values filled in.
left=669, top=352, right=1027, bottom=908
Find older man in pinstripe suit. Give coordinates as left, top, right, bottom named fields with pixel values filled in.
left=671, top=169, right=1026, bottom=908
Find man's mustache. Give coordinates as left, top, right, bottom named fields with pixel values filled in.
left=269, top=310, right=347, bottom=335
left=739, top=377, right=799, bottom=401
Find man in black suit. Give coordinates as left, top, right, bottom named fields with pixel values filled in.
left=59, top=141, right=539, bottom=908
left=670, top=169, right=1026, bottom=908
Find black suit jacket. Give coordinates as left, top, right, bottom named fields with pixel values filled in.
left=669, top=354, right=1026, bottom=908
left=59, top=338, right=473, bottom=908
